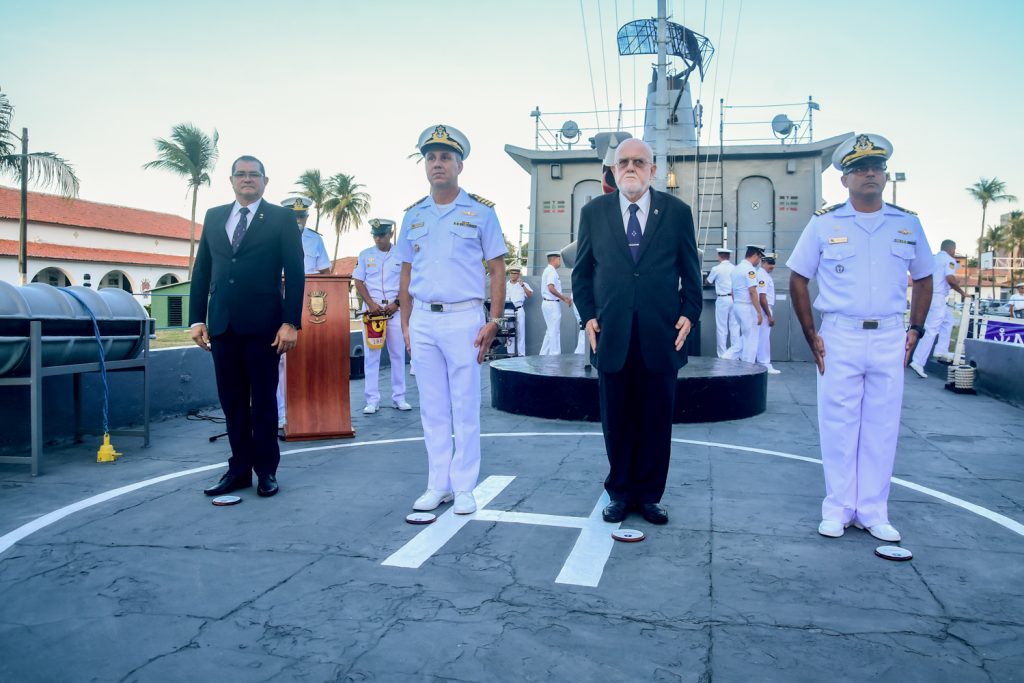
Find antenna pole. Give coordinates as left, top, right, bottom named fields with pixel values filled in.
left=808, top=95, right=814, bottom=142
left=654, top=0, right=669, bottom=191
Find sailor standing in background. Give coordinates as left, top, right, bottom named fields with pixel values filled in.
left=353, top=218, right=410, bottom=413
left=706, top=247, right=738, bottom=358
left=909, top=239, right=967, bottom=376
left=723, top=245, right=764, bottom=363
left=505, top=264, right=532, bottom=356
left=277, top=196, right=331, bottom=428
left=540, top=251, right=572, bottom=354
left=398, top=124, right=507, bottom=515
left=1010, top=282, right=1024, bottom=319
left=789, top=133, right=932, bottom=543
left=756, top=253, right=781, bottom=374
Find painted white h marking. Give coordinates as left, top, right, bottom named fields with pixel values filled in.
left=382, top=475, right=618, bottom=587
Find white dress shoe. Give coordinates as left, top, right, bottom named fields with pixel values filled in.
left=453, top=491, right=477, bottom=515
left=853, top=521, right=901, bottom=542
left=393, top=400, right=412, bottom=411
left=413, top=489, right=453, bottom=511
left=766, top=366, right=781, bottom=375
left=818, top=520, right=845, bottom=538
left=362, top=403, right=379, bottom=414
left=909, top=363, right=927, bottom=379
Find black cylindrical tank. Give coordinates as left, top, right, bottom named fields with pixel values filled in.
left=0, top=282, right=152, bottom=376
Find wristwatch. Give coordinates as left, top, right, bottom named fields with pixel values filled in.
left=489, top=317, right=507, bottom=326
left=909, top=324, right=926, bottom=336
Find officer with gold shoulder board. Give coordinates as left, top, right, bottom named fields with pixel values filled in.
left=788, top=133, right=932, bottom=543
left=397, top=124, right=507, bottom=515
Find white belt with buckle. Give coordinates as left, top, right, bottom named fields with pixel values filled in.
left=823, top=313, right=903, bottom=330
left=416, top=299, right=482, bottom=313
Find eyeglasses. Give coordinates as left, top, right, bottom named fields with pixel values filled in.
left=232, top=171, right=263, bottom=179
left=846, top=164, right=886, bottom=175
left=616, top=157, right=651, bottom=170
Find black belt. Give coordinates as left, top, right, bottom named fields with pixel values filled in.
left=543, top=298, right=559, bottom=302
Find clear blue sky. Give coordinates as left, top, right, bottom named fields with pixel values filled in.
left=3, top=0, right=1022, bottom=261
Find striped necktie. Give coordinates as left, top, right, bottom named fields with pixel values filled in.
left=231, top=207, right=250, bottom=253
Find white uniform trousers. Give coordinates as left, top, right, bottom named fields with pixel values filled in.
left=364, top=316, right=407, bottom=406
left=506, top=306, right=527, bottom=356
left=912, top=297, right=953, bottom=366
left=540, top=300, right=562, bottom=355
left=714, top=296, right=739, bottom=358
left=572, top=304, right=586, bottom=354
left=721, top=305, right=743, bottom=359
left=276, top=356, right=287, bottom=423
left=817, top=315, right=905, bottom=527
left=729, top=302, right=759, bottom=363
left=756, top=305, right=773, bottom=366
left=410, top=305, right=484, bottom=493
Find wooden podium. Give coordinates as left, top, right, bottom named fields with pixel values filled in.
left=283, top=274, right=355, bottom=441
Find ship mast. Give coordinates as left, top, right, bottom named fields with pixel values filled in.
left=654, top=0, right=668, bottom=191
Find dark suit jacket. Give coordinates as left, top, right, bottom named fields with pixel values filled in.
left=571, top=189, right=702, bottom=373
left=188, top=200, right=305, bottom=336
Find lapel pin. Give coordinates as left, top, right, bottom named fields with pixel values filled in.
left=654, top=209, right=659, bottom=215
left=258, top=213, right=264, bottom=220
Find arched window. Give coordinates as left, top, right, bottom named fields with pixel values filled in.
left=31, top=267, right=73, bottom=287
left=156, top=273, right=180, bottom=287
left=98, top=270, right=134, bottom=293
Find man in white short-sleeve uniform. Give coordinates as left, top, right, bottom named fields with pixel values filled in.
left=353, top=218, right=410, bottom=413
left=788, top=133, right=932, bottom=543
left=398, top=124, right=507, bottom=515
left=755, top=253, right=780, bottom=374
left=706, top=247, right=739, bottom=358
left=723, top=244, right=764, bottom=363
left=540, top=251, right=571, bottom=354
left=505, top=264, right=532, bottom=356
left=910, top=239, right=967, bottom=376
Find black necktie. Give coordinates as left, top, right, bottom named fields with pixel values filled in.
left=231, top=207, right=250, bottom=253
left=627, top=204, right=642, bottom=262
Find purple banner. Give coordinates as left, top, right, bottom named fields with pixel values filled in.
left=983, top=320, right=1024, bottom=346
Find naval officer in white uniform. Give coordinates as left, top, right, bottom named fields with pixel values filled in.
left=789, top=133, right=932, bottom=543
left=398, top=124, right=507, bottom=515
left=277, top=196, right=331, bottom=427
left=353, top=218, right=411, bottom=413
left=910, top=239, right=966, bottom=376
left=723, top=245, right=764, bottom=363
left=755, top=253, right=781, bottom=374
left=505, top=264, right=532, bottom=356
left=540, top=251, right=571, bottom=354
left=706, top=247, right=739, bottom=358
left=1011, top=282, right=1024, bottom=319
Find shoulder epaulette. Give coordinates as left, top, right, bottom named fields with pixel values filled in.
left=469, top=193, right=495, bottom=208
left=886, top=202, right=918, bottom=216
left=814, top=203, right=843, bottom=216
left=404, top=196, right=428, bottom=211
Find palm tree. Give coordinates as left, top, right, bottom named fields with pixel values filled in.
left=294, top=169, right=328, bottom=232
left=143, top=123, right=219, bottom=279
left=0, top=88, right=79, bottom=196
left=1006, top=211, right=1024, bottom=284
left=982, top=223, right=1009, bottom=254
left=966, top=177, right=1016, bottom=291
left=321, top=173, right=371, bottom=267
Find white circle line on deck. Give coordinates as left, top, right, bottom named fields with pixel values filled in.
left=0, top=433, right=1020, bottom=557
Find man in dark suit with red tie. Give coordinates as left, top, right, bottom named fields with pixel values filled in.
left=571, top=138, right=702, bottom=525
left=189, top=156, right=305, bottom=498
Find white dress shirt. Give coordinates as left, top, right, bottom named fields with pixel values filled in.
left=226, top=199, right=263, bottom=242
left=618, top=189, right=652, bottom=234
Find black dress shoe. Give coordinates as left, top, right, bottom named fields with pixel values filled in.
left=257, top=474, right=279, bottom=497
left=602, top=500, right=628, bottom=523
left=204, top=472, right=252, bottom=496
left=639, top=503, right=669, bottom=525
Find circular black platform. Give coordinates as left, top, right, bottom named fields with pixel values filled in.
left=490, top=355, right=766, bottom=423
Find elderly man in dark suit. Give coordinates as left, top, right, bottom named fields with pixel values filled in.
left=189, top=155, right=305, bottom=498
left=572, top=138, right=702, bottom=525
